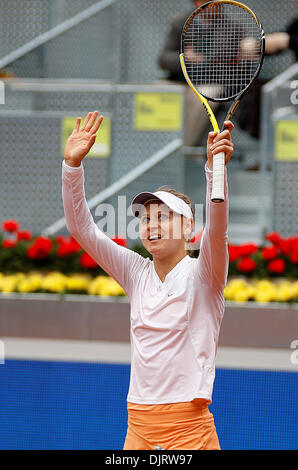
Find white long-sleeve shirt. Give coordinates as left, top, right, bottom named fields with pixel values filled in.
left=62, top=159, right=229, bottom=404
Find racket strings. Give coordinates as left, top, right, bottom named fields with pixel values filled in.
left=182, top=3, right=262, bottom=100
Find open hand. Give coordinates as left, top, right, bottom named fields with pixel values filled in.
left=207, top=121, right=234, bottom=170
left=64, top=111, right=104, bottom=167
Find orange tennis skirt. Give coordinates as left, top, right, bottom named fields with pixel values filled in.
left=123, top=399, right=221, bottom=450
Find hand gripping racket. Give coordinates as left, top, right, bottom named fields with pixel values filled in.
left=180, top=0, right=265, bottom=202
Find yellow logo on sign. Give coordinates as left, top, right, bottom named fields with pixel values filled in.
left=134, top=93, right=183, bottom=132
left=275, top=120, right=298, bottom=161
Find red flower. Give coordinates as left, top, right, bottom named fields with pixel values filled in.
left=17, top=230, right=32, bottom=241
left=278, top=236, right=297, bottom=256
left=111, top=236, right=127, bottom=248
left=2, top=219, right=19, bottom=233
left=239, top=243, right=259, bottom=257
left=237, top=256, right=257, bottom=273
left=261, top=245, right=279, bottom=261
left=228, top=245, right=242, bottom=262
left=290, top=245, right=298, bottom=264
left=55, top=235, right=68, bottom=244
left=2, top=239, right=17, bottom=248
left=69, top=236, right=81, bottom=250
left=27, top=236, right=52, bottom=260
left=267, top=258, right=286, bottom=274
left=57, top=239, right=81, bottom=257
left=80, top=252, right=98, bottom=269
left=265, top=232, right=282, bottom=245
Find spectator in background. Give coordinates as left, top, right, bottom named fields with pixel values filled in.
left=157, top=0, right=220, bottom=147
left=158, top=2, right=298, bottom=145
left=237, top=12, right=298, bottom=141
left=158, top=1, right=204, bottom=83
left=265, top=15, right=298, bottom=60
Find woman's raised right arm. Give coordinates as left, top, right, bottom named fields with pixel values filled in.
left=62, top=111, right=146, bottom=296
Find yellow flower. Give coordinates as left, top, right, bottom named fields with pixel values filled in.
left=66, top=275, right=89, bottom=292
left=233, top=289, right=250, bottom=302
left=17, top=273, right=43, bottom=293
left=15, top=273, right=26, bottom=281
left=27, top=273, right=43, bottom=290
left=18, top=279, right=34, bottom=293
left=0, top=275, right=19, bottom=293
left=276, top=281, right=294, bottom=302
left=41, top=272, right=67, bottom=293
left=101, top=278, right=125, bottom=296
left=290, top=280, right=298, bottom=299
left=224, top=278, right=251, bottom=301
left=88, top=275, right=125, bottom=296
left=254, top=280, right=277, bottom=303
left=2, top=270, right=296, bottom=302
left=87, top=275, right=108, bottom=295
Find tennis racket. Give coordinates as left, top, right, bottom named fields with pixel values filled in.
left=180, top=0, right=265, bottom=202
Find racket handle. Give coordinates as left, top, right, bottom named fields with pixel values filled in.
left=211, top=152, right=225, bottom=203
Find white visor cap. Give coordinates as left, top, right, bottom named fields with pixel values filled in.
left=131, top=190, right=193, bottom=220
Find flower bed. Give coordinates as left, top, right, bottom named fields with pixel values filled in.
left=225, top=278, right=298, bottom=303
left=0, top=219, right=297, bottom=303
left=0, top=272, right=125, bottom=296
left=0, top=219, right=134, bottom=276
left=228, top=232, right=298, bottom=279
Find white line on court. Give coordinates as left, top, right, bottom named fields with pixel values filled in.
left=0, top=337, right=131, bottom=364
left=0, top=337, right=297, bottom=372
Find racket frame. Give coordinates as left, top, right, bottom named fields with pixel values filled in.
left=180, top=0, right=265, bottom=202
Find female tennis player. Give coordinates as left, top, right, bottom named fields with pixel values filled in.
left=62, top=110, right=234, bottom=450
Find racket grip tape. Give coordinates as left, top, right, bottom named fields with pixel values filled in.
left=211, top=152, right=225, bottom=203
